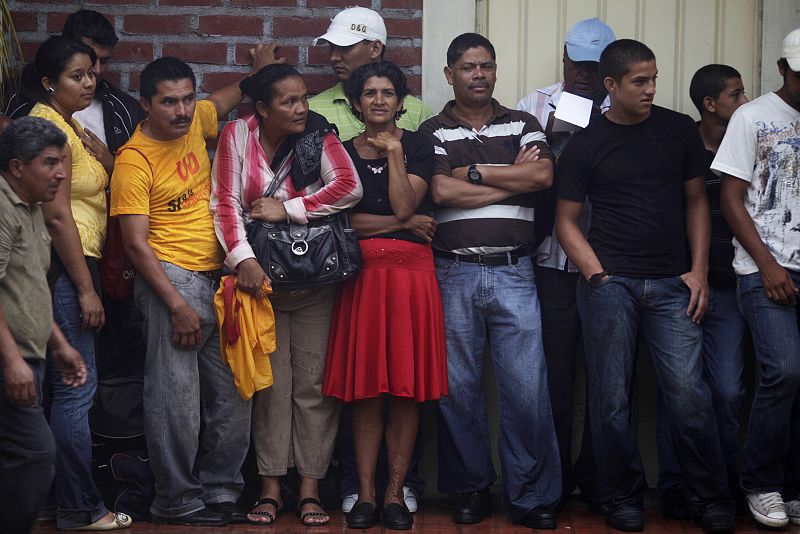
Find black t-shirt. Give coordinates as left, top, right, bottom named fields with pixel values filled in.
left=345, top=130, right=434, bottom=243
left=558, top=105, right=707, bottom=278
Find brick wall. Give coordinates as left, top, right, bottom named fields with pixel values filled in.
left=8, top=0, right=424, bottom=119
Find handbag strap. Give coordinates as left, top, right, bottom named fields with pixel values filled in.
left=264, top=151, right=294, bottom=199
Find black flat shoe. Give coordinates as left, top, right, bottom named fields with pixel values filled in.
left=207, top=501, right=248, bottom=524
left=452, top=488, right=491, bottom=524
left=347, top=501, right=380, bottom=529
left=384, top=502, right=413, bottom=530
left=522, top=508, right=557, bottom=529
left=605, top=504, right=645, bottom=532
left=152, top=507, right=228, bottom=526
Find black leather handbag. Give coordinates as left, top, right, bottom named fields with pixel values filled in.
left=245, top=156, right=361, bottom=291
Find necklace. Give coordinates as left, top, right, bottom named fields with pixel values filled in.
left=365, top=161, right=388, bottom=174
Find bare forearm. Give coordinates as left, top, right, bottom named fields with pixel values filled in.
left=0, top=303, right=24, bottom=366
left=431, top=175, right=515, bottom=209
left=387, top=148, right=418, bottom=220
left=478, top=159, right=553, bottom=193
left=351, top=213, right=406, bottom=238
left=685, top=198, right=710, bottom=274
left=555, top=200, right=603, bottom=279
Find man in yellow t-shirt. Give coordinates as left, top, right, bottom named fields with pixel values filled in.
left=110, top=49, right=277, bottom=527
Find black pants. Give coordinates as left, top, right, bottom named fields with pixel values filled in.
left=535, top=265, right=596, bottom=501
left=0, top=359, right=56, bottom=534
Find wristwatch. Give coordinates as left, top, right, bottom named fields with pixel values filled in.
left=467, top=164, right=482, bottom=185
left=589, top=270, right=609, bottom=287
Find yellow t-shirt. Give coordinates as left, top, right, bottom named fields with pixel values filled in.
left=29, top=103, right=108, bottom=258
left=110, top=100, right=223, bottom=271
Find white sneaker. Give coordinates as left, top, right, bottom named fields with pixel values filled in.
left=403, top=486, right=418, bottom=513
left=341, top=493, right=358, bottom=513
left=746, top=492, right=789, bottom=527
left=786, top=499, right=800, bottom=525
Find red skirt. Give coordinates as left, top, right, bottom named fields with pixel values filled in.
left=323, top=238, right=448, bottom=402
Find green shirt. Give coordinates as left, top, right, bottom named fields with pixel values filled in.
left=0, top=177, right=53, bottom=360
left=309, top=82, right=434, bottom=141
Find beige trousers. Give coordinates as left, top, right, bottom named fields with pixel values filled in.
left=252, top=286, right=340, bottom=479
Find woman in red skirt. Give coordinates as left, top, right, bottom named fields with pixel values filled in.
left=323, top=61, right=447, bottom=530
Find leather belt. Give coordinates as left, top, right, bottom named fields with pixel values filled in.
left=197, top=269, right=223, bottom=282
left=433, top=247, right=531, bottom=266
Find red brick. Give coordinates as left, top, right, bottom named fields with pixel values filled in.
left=235, top=44, right=298, bottom=66
left=198, top=15, right=262, bottom=37
left=128, top=71, right=140, bottom=92
left=163, top=43, right=228, bottom=64
left=21, top=41, right=40, bottom=62
left=272, top=16, right=330, bottom=38
left=308, top=46, right=330, bottom=66
left=384, top=17, right=422, bottom=39
left=201, top=71, right=247, bottom=93
left=406, top=74, right=421, bottom=95
left=47, top=12, right=69, bottom=32
left=304, top=73, right=337, bottom=95
left=160, top=0, right=222, bottom=5
left=10, top=12, right=38, bottom=32
left=124, top=15, right=190, bottom=35
left=385, top=46, right=420, bottom=67
left=112, top=42, right=153, bottom=62
left=306, top=0, right=370, bottom=6
left=87, top=0, right=149, bottom=4
left=383, top=0, right=422, bottom=8
left=230, top=0, right=295, bottom=6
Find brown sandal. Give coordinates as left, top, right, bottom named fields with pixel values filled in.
left=247, top=497, right=283, bottom=525
left=297, top=497, right=330, bottom=526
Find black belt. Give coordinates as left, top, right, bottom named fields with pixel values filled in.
left=197, top=269, right=223, bottom=282
left=433, top=247, right=531, bottom=266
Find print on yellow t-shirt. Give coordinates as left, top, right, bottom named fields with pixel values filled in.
left=110, top=100, right=224, bottom=271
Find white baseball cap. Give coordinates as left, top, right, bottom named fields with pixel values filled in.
left=781, top=28, right=800, bottom=71
left=313, top=7, right=387, bottom=47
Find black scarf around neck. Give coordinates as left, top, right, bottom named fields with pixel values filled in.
left=269, top=110, right=338, bottom=191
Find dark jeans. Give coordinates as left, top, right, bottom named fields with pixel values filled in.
left=577, top=275, right=731, bottom=514
left=535, top=265, right=596, bottom=501
left=0, top=359, right=56, bottom=534
left=657, top=286, right=746, bottom=496
left=737, top=270, right=800, bottom=496
left=336, top=404, right=426, bottom=498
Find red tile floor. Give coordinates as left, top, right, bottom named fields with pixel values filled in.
left=31, top=495, right=800, bottom=534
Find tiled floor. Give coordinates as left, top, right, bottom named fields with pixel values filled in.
left=31, top=497, right=800, bottom=534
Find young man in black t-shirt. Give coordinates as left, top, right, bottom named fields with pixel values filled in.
left=555, top=39, right=735, bottom=534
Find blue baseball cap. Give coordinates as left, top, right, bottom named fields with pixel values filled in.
left=564, top=18, right=616, bottom=62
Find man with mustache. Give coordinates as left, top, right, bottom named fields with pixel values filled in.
left=516, top=17, right=615, bottom=510
left=555, top=39, right=734, bottom=533
left=109, top=51, right=276, bottom=527
left=419, top=32, right=561, bottom=529
left=310, top=6, right=432, bottom=142
left=0, top=117, right=88, bottom=534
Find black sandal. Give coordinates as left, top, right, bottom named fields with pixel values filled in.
left=247, top=497, right=283, bottom=525
left=297, top=497, right=330, bottom=526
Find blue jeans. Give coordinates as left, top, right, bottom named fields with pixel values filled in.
left=577, top=275, right=731, bottom=513
left=737, top=270, right=800, bottom=495
left=134, top=262, right=251, bottom=518
left=435, top=255, right=561, bottom=521
left=49, top=272, right=108, bottom=529
left=657, top=286, right=747, bottom=495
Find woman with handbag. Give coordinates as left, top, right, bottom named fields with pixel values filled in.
left=210, top=63, right=361, bottom=527
left=22, top=36, right=132, bottom=530
left=322, top=61, right=448, bottom=530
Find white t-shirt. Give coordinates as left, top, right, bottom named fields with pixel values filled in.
left=711, top=91, right=800, bottom=275
left=73, top=98, right=107, bottom=148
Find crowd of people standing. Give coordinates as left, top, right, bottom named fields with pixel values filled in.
left=1, top=6, right=799, bottom=534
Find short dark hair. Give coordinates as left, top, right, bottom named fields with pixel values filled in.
left=689, top=64, right=742, bottom=114
left=62, top=10, right=118, bottom=48
left=21, top=36, right=97, bottom=103
left=446, top=33, right=496, bottom=67
left=344, top=60, right=409, bottom=120
left=139, top=57, right=196, bottom=102
left=599, top=39, right=655, bottom=81
left=239, top=64, right=303, bottom=107
left=0, top=116, right=67, bottom=171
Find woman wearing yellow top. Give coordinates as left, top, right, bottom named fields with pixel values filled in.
left=23, top=36, right=131, bottom=531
